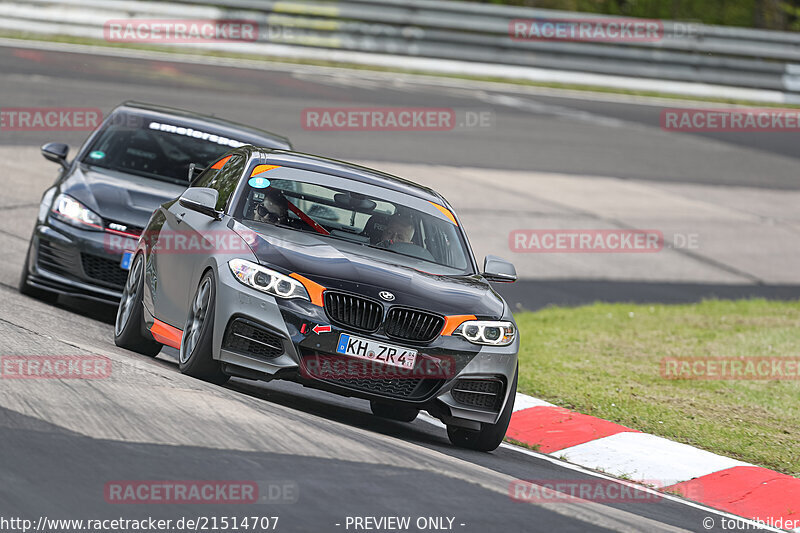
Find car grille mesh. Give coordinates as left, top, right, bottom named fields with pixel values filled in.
left=222, top=318, right=284, bottom=359
left=303, top=354, right=423, bottom=398
left=37, top=239, right=77, bottom=276
left=324, top=292, right=383, bottom=332
left=451, top=379, right=504, bottom=411
left=332, top=377, right=422, bottom=398
left=80, top=253, right=129, bottom=288
left=384, top=308, right=444, bottom=343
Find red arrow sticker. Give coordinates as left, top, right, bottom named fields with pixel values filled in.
left=312, top=324, right=331, bottom=334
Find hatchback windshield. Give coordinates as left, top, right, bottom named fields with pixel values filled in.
left=81, top=113, right=246, bottom=184
left=234, top=170, right=474, bottom=274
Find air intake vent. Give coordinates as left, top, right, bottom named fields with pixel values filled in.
left=451, top=379, right=504, bottom=411
left=324, top=291, right=383, bottom=332
left=223, top=318, right=284, bottom=359
left=384, top=308, right=444, bottom=343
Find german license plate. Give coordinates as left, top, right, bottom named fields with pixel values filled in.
left=336, top=333, right=417, bottom=369
left=120, top=251, right=134, bottom=271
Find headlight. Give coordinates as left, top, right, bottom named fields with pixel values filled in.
left=228, top=258, right=310, bottom=301
left=454, top=320, right=516, bottom=346
left=50, top=194, right=103, bottom=230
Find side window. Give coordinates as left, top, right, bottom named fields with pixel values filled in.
left=193, top=154, right=245, bottom=211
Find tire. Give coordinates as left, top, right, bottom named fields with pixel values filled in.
left=370, top=400, right=419, bottom=422
left=114, top=253, right=162, bottom=357
left=447, top=365, right=518, bottom=452
left=18, top=242, right=58, bottom=303
left=179, top=270, right=229, bottom=385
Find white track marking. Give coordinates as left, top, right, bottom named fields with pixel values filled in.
left=512, top=393, right=556, bottom=412
left=417, top=413, right=784, bottom=532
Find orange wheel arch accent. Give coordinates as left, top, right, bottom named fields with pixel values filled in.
left=441, top=314, right=476, bottom=336
left=150, top=319, right=183, bottom=349
left=289, top=273, right=326, bottom=307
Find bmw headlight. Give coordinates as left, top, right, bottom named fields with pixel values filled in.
left=50, top=193, right=103, bottom=230
left=454, top=320, right=516, bottom=346
left=228, top=258, right=310, bottom=301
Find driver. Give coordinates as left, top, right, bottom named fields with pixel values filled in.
left=254, top=188, right=290, bottom=225
left=379, top=213, right=414, bottom=245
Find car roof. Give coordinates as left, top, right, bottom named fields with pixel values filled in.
left=247, top=147, right=447, bottom=204
left=115, top=101, right=292, bottom=150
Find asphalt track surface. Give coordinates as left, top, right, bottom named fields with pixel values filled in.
left=0, top=42, right=790, bottom=532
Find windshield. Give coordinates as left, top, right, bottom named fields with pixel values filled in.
left=80, top=113, right=246, bottom=184
left=233, top=169, right=474, bottom=274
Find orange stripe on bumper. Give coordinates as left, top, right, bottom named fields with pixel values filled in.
left=289, top=273, right=326, bottom=307
left=441, top=314, right=476, bottom=336
left=150, top=319, right=183, bottom=349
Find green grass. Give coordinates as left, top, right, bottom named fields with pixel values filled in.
left=4, top=31, right=800, bottom=108
left=515, top=299, right=800, bottom=476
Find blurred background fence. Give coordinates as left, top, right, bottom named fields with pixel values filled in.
left=3, top=0, right=800, bottom=95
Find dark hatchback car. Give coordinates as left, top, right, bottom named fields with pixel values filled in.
left=19, top=102, right=291, bottom=304
left=114, top=146, right=520, bottom=451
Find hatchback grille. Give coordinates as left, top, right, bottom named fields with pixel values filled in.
left=37, top=239, right=77, bottom=276
left=324, top=291, right=383, bottom=332
left=451, top=379, right=504, bottom=411
left=222, top=318, right=284, bottom=359
left=384, top=308, right=444, bottom=343
left=80, top=253, right=128, bottom=288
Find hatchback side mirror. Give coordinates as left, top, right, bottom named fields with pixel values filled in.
left=179, top=187, right=223, bottom=220
left=41, top=142, right=69, bottom=169
left=483, top=255, right=517, bottom=282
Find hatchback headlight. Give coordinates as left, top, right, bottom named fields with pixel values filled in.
left=228, top=258, right=310, bottom=301
left=454, top=320, right=516, bottom=346
left=50, top=193, right=103, bottom=230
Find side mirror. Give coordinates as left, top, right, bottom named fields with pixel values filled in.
left=483, top=255, right=517, bottom=283
left=41, top=142, right=69, bottom=169
left=178, top=187, right=223, bottom=220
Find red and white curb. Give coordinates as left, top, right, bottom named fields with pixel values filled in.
left=507, top=394, right=800, bottom=531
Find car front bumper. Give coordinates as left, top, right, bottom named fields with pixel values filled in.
left=25, top=217, right=138, bottom=304
left=211, top=264, right=519, bottom=427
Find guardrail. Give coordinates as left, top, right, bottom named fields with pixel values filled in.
left=3, top=0, right=800, bottom=95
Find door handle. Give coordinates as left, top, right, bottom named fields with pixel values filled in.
left=176, top=212, right=185, bottom=224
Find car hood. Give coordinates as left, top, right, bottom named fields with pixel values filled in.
left=241, top=224, right=506, bottom=319
left=61, top=164, right=187, bottom=229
